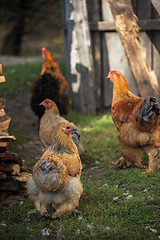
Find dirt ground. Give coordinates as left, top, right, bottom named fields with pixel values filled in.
left=5, top=91, right=44, bottom=161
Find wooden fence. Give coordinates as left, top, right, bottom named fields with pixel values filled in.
left=61, top=0, right=160, bottom=113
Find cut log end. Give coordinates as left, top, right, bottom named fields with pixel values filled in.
left=5, top=163, right=20, bottom=176
left=15, top=172, right=32, bottom=182
left=0, top=64, right=3, bottom=74
left=0, top=76, right=6, bottom=83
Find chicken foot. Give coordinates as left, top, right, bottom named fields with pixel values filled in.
left=112, top=140, right=145, bottom=169
left=51, top=201, right=77, bottom=219
left=143, top=145, right=160, bottom=171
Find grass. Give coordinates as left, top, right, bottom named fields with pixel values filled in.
left=0, top=61, right=66, bottom=98
left=0, top=62, right=160, bottom=240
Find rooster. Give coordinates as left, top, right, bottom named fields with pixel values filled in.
left=39, top=99, right=84, bottom=154
left=27, top=123, right=83, bottom=219
left=108, top=70, right=160, bottom=171
left=30, top=47, right=72, bottom=119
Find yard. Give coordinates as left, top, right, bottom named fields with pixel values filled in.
left=0, top=62, right=160, bottom=240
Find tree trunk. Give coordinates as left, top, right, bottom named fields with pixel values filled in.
left=1, top=16, right=25, bottom=55
left=1, top=0, right=31, bottom=56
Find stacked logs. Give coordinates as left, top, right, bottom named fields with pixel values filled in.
left=0, top=64, right=31, bottom=203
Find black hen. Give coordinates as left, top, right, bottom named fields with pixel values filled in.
left=30, top=47, right=72, bottom=119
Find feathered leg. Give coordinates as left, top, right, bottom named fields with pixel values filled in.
left=52, top=201, right=77, bottom=219
left=52, top=177, right=83, bottom=219
left=34, top=199, right=49, bottom=216
left=112, top=139, right=145, bottom=169
left=143, top=145, right=160, bottom=171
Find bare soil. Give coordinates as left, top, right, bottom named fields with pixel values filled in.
left=5, top=92, right=43, bottom=161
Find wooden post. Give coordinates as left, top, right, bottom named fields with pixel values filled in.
left=150, top=0, right=160, bottom=15
left=101, top=0, right=138, bottom=108
left=61, top=0, right=96, bottom=113
left=87, top=0, right=103, bottom=111
left=107, top=0, right=159, bottom=98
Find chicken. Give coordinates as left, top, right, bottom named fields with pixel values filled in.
left=39, top=99, right=84, bottom=154
left=27, top=123, right=83, bottom=219
left=30, top=47, right=72, bottom=119
left=108, top=70, right=160, bottom=171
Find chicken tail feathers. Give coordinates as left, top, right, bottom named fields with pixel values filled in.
left=70, top=122, right=84, bottom=154
left=139, top=97, right=160, bottom=122
left=136, top=96, right=160, bottom=131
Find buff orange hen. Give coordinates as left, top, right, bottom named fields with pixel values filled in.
left=108, top=70, right=160, bottom=171
left=27, top=123, right=83, bottom=218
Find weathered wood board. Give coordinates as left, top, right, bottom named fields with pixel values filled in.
left=102, top=0, right=138, bottom=107
left=87, top=0, right=103, bottom=111
left=107, top=0, right=159, bottom=98
left=62, top=0, right=160, bottom=111
left=61, top=0, right=96, bottom=113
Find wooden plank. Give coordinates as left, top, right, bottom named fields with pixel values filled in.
left=15, top=172, right=32, bottom=182
left=61, top=0, right=96, bottom=113
left=101, top=0, right=114, bottom=107
left=135, top=0, right=152, bottom=73
left=138, top=19, right=160, bottom=30
left=0, top=163, right=13, bottom=173
left=0, top=151, right=21, bottom=166
left=0, top=142, right=10, bottom=147
left=0, top=136, right=16, bottom=142
left=0, top=98, right=5, bottom=109
left=0, top=117, right=11, bottom=132
left=0, top=76, right=6, bottom=83
left=107, top=0, right=159, bottom=98
left=89, top=19, right=160, bottom=31
left=102, top=0, right=138, bottom=108
left=0, top=64, right=3, bottom=74
left=150, top=0, right=160, bottom=15
left=152, top=3, right=160, bottom=94
left=0, top=109, right=6, bottom=118
left=87, top=0, right=102, bottom=111
left=90, top=21, right=116, bottom=31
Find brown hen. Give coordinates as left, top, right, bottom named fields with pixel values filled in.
left=108, top=70, right=160, bottom=171
left=39, top=99, right=84, bottom=154
left=27, top=123, right=83, bottom=219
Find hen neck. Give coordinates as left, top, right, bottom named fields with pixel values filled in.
left=52, top=132, right=77, bottom=155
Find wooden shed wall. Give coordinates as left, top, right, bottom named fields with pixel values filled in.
left=62, top=0, right=160, bottom=113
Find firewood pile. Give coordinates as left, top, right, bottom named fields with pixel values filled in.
left=0, top=64, right=31, bottom=203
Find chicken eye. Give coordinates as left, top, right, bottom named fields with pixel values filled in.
left=66, top=126, right=70, bottom=129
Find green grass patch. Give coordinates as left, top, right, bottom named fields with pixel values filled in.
left=8, top=122, right=32, bottom=154
left=0, top=62, right=160, bottom=240
left=1, top=61, right=66, bottom=99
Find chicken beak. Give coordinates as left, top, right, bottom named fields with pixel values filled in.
left=39, top=101, right=44, bottom=106
left=107, top=75, right=110, bottom=78
left=72, top=127, right=77, bottom=132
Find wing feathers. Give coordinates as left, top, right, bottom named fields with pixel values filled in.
left=33, top=157, right=71, bottom=192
